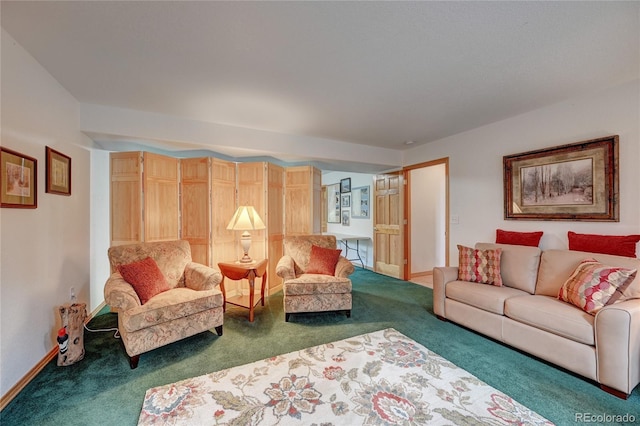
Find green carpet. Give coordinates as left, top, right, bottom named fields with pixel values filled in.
left=2, top=268, right=638, bottom=425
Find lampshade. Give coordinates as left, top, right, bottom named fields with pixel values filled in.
left=226, top=206, right=266, bottom=231
left=227, top=206, right=265, bottom=263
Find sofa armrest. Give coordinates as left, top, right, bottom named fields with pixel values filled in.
left=335, top=256, right=355, bottom=278
left=595, top=299, right=640, bottom=395
left=276, top=255, right=296, bottom=281
left=433, top=266, right=459, bottom=318
left=104, top=273, right=141, bottom=312
left=184, top=262, right=222, bottom=291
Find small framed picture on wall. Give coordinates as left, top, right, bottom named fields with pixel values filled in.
left=340, top=177, right=351, bottom=193
left=341, top=210, right=350, bottom=226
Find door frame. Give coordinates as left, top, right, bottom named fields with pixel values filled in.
left=403, top=158, right=450, bottom=279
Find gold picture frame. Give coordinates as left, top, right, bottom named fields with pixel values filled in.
left=46, top=146, right=71, bottom=196
left=1, top=147, right=38, bottom=208
left=503, top=135, right=618, bottom=221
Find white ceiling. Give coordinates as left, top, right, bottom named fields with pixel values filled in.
left=1, top=1, right=639, bottom=168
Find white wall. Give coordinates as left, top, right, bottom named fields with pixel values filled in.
left=323, top=171, right=374, bottom=269
left=410, top=164, right=446, bottom=272
left=0, top=30, right=98, bottom=395
left=403, top=80, right=640, bottom=265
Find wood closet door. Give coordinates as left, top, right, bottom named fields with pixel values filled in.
left=181, top=157, right=211, bottom=265
left=373, top=173, right=404, bottom=279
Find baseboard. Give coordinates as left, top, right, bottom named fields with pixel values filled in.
left=410, top=270, right=433, bottom=279
left=0, top=301, right=106, bottom=411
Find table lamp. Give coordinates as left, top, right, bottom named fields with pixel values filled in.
left=226, top=206, right=266, bottom=263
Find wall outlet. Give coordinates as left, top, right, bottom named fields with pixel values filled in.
left=450, top=215, right=460, bottom=224
left=70, top=287, right=76, bottom=302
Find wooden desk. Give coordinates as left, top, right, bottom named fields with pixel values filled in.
left=218, top=259, right=268, bottom=322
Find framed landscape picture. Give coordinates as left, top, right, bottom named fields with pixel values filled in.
left=503, top=135, right=618, bottom=221
left=1, top=147, right=37, bottom=208
left=46, top=146, right=71, bottom=196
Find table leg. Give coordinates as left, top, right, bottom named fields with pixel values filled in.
left=248, top=270, right=256, bottom=322
left=220, top=276, right=226, bottom=312
left=261, top=271, right=267, bottom=306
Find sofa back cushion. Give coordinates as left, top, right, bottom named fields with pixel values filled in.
left=536, top=249, right=640, bottom=300
left=108, top=240, right=192, bottom=288
left=475, top=243, right=541, bottom=294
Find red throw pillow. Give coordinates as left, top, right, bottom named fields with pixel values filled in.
left=306, top=245, right=342, bottom=275
left=118, top=257, right=170, bottom=304
left=496, top=229, right=543, bottom=247
left=568, top=231, right=640, bottom=258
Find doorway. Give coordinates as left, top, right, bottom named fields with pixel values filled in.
left=404, top=158, right=449, bottom=282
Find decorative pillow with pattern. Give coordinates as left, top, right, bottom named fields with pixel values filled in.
left=118, top=257, right=171, bottom=304
left=457, top=245, right=503, bottom=286
left=558, top=259, right=638, bottom=315
left=306, top=245, right=342, bottom=275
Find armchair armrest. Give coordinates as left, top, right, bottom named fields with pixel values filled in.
left=335, top=256, right=355, bottom=278
left=104, top=273, right=141, bottom=312
left=276, top=255, right=296, bottom=281
left=595, top=299, right=640, bottom=395
left=433, top=266, right=459, bottom=318
left=184, top=262, right=223, bottom=291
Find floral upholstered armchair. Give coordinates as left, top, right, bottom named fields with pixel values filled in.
left=104, top=240, right=223, bottom=368
left=276, top=235, right=355, bottom=322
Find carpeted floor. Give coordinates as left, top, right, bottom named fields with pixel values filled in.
left=2, top=268, right=638, bottom=425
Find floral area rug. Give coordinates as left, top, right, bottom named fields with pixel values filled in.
left=138, top=328, right=553, bottom=425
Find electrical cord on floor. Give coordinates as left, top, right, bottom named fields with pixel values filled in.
left=84, top=323, right=120, bottom=339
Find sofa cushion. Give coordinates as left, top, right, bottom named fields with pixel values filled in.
left=505, top=295, right=595, bottom=345
left=121, top=287, right=223, bottom=332
left=457, top=245, right=503, bottom=286
left=568, top=231, right=640, bottom=258
left=476, top=243, right=541, bottom=294
left=118, top=257, right=170, bottom=304
left=306, top=245, right=342, bottom=275
left=284, top=275, right=352, bottom=296
left=558, top=259, right=637, bottom=314
left=536, top=249, right=640, bottom=300
left=496, top=229, right=543, bottom=247
left=445, top=280, right=529, bottom=315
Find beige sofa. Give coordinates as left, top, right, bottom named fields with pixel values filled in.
left=434, top=243, right=640, bottom=399
left=104, top=240, right=224, bottom=368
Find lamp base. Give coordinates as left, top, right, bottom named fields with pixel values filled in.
left=239, top=231, right=253, bottom=263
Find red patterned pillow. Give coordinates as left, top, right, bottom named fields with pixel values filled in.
left=307, top=245, right=342, bottom=275
left=568, top=231, right=640, bottom=258
left=457, top=245, right=503, bottom=286
left=118, top=257, right=170, bottom=304
left=496, top=229, right=543, bottom=247
left=558, top=259, right=637, bottom=314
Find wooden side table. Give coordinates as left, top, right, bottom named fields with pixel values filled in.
left=218, top=259, right=268, bottom=322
